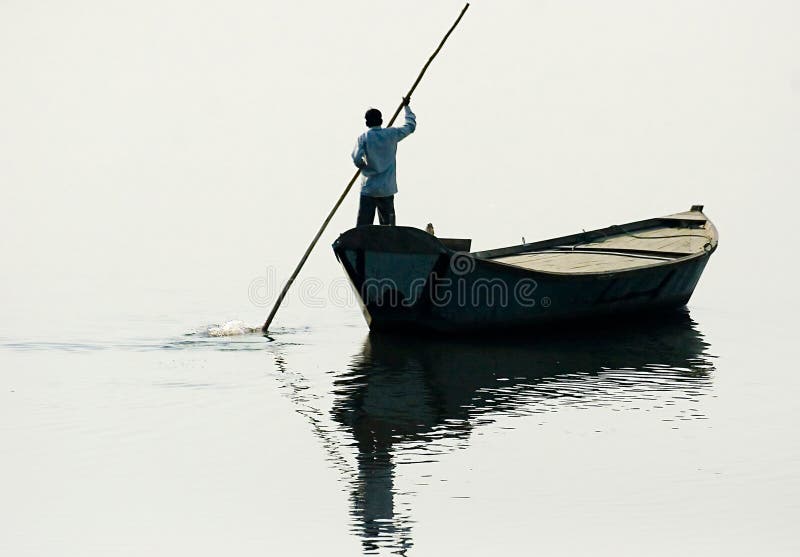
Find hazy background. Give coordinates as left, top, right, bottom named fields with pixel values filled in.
left=1, top=1, right=799, bottom=555
left=1, top=0, right=797, bottom=334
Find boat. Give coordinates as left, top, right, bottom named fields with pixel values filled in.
left=332, top=205, right=718, bottom=333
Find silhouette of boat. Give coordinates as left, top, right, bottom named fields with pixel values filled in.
left=333, top=206, right=718, bottom=332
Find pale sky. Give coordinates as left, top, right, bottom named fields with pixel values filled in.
left=1, top=0, right=798, bottom=326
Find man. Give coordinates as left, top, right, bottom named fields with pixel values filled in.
left=351, top=97, right=416, bottom=226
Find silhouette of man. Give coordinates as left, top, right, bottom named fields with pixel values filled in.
left=352, top=97, right=416, bottom=226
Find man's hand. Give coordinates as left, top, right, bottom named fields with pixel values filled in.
left=402, top=96, right=411, bottom=107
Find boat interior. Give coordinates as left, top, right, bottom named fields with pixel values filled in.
left=470, top=207, right=717, bottom=274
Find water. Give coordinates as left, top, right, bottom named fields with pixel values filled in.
left=2, top=285, right=798, bottom=555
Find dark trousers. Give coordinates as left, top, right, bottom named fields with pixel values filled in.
left=357, top=195, right=396, bottom=226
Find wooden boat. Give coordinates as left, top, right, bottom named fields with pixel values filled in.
left=332, top=205, right=718, bottom=333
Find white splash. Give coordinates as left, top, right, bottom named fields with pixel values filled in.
left=206, top=320, right=259, bottom=337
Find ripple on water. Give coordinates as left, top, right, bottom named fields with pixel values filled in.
left=159, top=322, right=310, bottom=351
left=0, top=320, right=312, bottom=352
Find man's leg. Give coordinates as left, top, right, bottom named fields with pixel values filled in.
left=357, top=195, right=377, bottom=226
left=375, top=195, right=396, bottom=226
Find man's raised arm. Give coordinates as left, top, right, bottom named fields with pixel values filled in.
left=391, top=98, right=416, bottom=141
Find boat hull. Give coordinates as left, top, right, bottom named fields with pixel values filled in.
left=333, top=222, right=714, bottom=333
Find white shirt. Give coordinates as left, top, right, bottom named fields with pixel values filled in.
left=351, top=105, right=416, bottom=197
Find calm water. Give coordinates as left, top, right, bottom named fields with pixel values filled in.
left=2, top=274, right=798, bottom=555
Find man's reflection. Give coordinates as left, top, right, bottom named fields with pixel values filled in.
left=332, top=310, right=714, bottom=554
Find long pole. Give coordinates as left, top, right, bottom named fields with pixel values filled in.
left=262, top=3, right=470, bottom=333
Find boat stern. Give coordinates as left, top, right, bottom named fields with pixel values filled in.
left=332, top=226, right=459, bottom=330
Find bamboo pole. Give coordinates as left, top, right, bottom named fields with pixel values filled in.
left=262, top=3, right=470, bottom=333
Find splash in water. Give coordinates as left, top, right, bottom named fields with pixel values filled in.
left=206, top=320, right=259, bottom=337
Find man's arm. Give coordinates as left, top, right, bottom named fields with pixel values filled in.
left=390, top=99, right=416, bottom=141
left=351, top=136, right=367, bottom=169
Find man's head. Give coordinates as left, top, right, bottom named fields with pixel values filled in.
left=365, top=108, right=382, bottom=128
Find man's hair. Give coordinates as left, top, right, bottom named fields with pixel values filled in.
left=365, top=108, right=382, bottom=127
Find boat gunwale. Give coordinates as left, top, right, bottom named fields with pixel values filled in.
left=332, top=209, right=718, bottom=279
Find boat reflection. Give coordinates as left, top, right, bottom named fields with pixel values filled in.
left=331, top=309, right=714, bottom=554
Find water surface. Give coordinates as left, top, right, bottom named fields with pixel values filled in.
left=5, top=301, right=796, bottom=556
